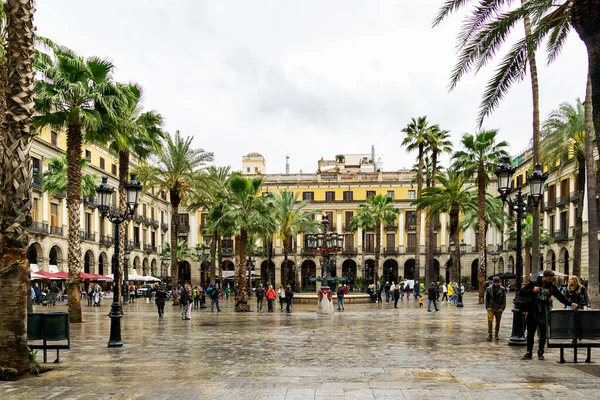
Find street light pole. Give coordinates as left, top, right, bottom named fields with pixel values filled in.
left=491, top=250, right=499, bottom=276
left=122, top=250, right=130, bottom=305
left=96, top=175, right=142, bottom=348
left=495, top=158, right=547, bottom=346
left=449, top=239, right=466, bottom=307
left=305, top=217, right=343, bottom=290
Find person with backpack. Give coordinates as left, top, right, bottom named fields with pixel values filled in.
left=255, top=284, right=265, bottom=312
left=180, top=283, right=193, bottom=320
left=207, top=284, right=221, bottom=312
left=485, top=276, right=506, bottom=341
left=337, top=283, right=345, bottom=311
left=284, top=284, right=294, bottom=313
left=155, top=285, right=167, bottom=318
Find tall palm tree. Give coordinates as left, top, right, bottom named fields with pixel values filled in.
left=218, top=175, right=272, bottom=311
left=401, top=116, right=431, bottom=289
left=41, top=155, right=99, bottom=198
left=541, top=100, right=586, bottom=276
left=453, top=130, right=509, bottom=303
left=0, top=0, right=35, bottom=375
left=0, top=2, right=6, bottom=148
left=273, top=190, right=320, bottom=286
left=506, top=214, right=553, bottom=277
left=413, top=171, right=477, bottom=284
left=159, top=240, right=200, bottom=265
left=349, top=204, right=376, bottom=286
left=357, top=195, right=399, bottom=285
left=134, top=131, right=213, bottom=296
left=33, top=46, right=123, bottom=322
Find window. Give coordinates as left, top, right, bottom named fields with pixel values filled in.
left=343, top=190, right=354, bottom=201
left=133, top=227, right=140, bottom=244
left=50, top=203, right=59, bottom=227
left=324, top=212, right=334, bottom=226
left=344, top=211, right=353, bottom=228
left=85, top=212, right=92, bottom=234
left=548, top=185, right=556, bottom=204
left=254, top=167, right=259, bottom=173
left=143, top=229, right=147, bottom=244
left=51, top=130, right=58, bottom=146
left=387, top=190, right=395, bottom=200
left=560, top=179, right=569, bottom=201
left=560, top=211, right=568, bottom=235
left=179, top=213, right=189, bottom=230
left=408, top=190, right=415, bottom=200
left=151, top=207, right=155, bottom=219
left=365, top=233, right=375, bottom=252
left=111, top=164, right=117, bottom=175
left=302, top=191, right=314, bottom=201
left=201, top=213, right=207, bottom=229
left=549, top=215, right=555, bottom=234
left=99, top=219, right=105, bottom=237
left=151, top=232, right=156, bottom=247
left=386, top=233, right=395, bottom=248
left=246, top=167, right=250, bottom=173
left=161, top=211, right=165, bottom=224
left=366, top=190, right=376, bottom=199
left=32, top=198, right=39, bottom=222
left=344, top=234, right=353, bottom=249
left=406, top=210, right=417, bottom=228
left=142, top=203, right=147, bottom=217
left=85, top=150, right=91, bottom=162
left=407, top=233, right=417, bottom=251
left=99, top=157, right=105, bottom=170
left=325, top=191, right=335, bottom=201
left=516, top=174, right=523, bottom=188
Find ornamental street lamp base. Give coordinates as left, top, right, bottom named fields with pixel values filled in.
left=456, top=294, right=464, bottom=308
left=508, top=308, right=527, bottom=346
left=107, top=301, right=123, bottom=347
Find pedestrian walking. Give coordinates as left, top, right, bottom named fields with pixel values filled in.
left=266, top=285, right=277, bottom=312
left=192, top=286, right=200, bottom=308
left=485, top=276, right=506, bottom=341
left=180, top=284, right=193, bottom=320
left=376, top=283, right=383, bottom=303
left=344, top=284, right=349, bottom=295
left=225, top=285, right=230, bottom=299
left=393, top=284, right=400, bottom=308
left=129, top=283, right=136, bottom=303
left=87, top=285, right=94, bottom=306
left=566, top=276, right=591, bottom=310
left=155, top=285, right=167, bottom=317
left=337, top=284, right=345, bottom=311
left=447, top=283, right=454, bottom=303
left=384, top=281, right=391, bottom=303
left=399, top=283, right=405, bottom=300
left=207, top=284, right=221, bottom=312
left=255, top=284, right=265, bottom=312
left=418, top=295, right=424, bottom=308
left=441, top=283, right=448, bottom=302
left=277, top=285, right=285, bottom=311
left=427, top=283, right=439, bottom=312
left=436, top=282, right=442, bottom=301
left=521, top=270, right=578, bottom=360
left=285, top=284, right=294, bottom=313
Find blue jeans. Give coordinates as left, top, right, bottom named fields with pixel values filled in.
left=337, top=297, right=344, bottom=310
left=211, top=298, right=220, bottom=312
left=267, top=299, right=274, bottom=311
left=385, top=292, right=390, bottom=302
left=286, top=299, right=292, bottom=312
left=428, top=299, right=439, bottom=311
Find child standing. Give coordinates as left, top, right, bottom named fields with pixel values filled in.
left=418, top=295, right=424, bottom=308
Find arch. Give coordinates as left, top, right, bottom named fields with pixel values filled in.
left=84, top=249, right=95, bottom=274
left=559, top=247, right=569, bottom=276
left=365, top=259, right=376, bottom=285
left=199, top=260, right=210, bottom=287
left=497, top=257, right=504, bottom=274
left=178, top=260, right=191, bottom=284
left=49, top=245, right=63, bottom=272
left=433, top=259, right=440, bottom=282
left=445, top=259, right=452, bottom=283
left=470, top=259, right=479, bottom=290
left=301, top=259, right=317, bottom=291
left=222, top=260, right=235, bottom=272
left=281, top=259, right=296, bottom=287
left=133, top=256, right=141, bottom=273
left=547, top=249, right=556, bottom=271
left=142, top=257, right=150, bottom=276
left=403, top=258, right=415, bottom=280
left=342, top=259, right=357, bottom=286
left=98, top=252, right=108, bottom=276
left=27, top=242, right=43, bottom=270
left=151, top=259, right=157, bottom=276
left=383, top=259, right=399, bottom=284
left=508, top=255, right=515, bottom=273
left=260, top=260, right=275, bottom=287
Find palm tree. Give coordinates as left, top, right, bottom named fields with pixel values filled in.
left=357, top=195, right=399, bottom=285
left=273, top=190, right=320, bottom=287
left=506, top=214, right=553, bottom=278
left=453, top=130, right=509, bottom=303
left=134, top=131, right=213, bottom=296
left=402, top=116, right=432, bottom=289
left=0, top=0, right=35, bottom=376
left=541, top=100, right=586, bottom=276
left=413, top=171, right=477, bottom=284
left=218, top=175, right=272, bottom=311
left=349, top=204, right=376, bottom=286
left=159, top=240, right=200, bottom=264
left=0, top=2, right=6, bottom=147
left=33, top=46, right=123, bottom=323
left=41, top=155, right=99, bottom=198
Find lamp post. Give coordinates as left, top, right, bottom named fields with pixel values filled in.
left=305, top=217, right=343, bottom=290
left=161, top=257, right=170, bottom=281
left=490, top=250, right=499, bottom=276
left=195, top=244, right=208, bottom=287
left=96, top=174, right=142, bottom=347
left=449, top=239, right=467, bottom=307
left=495, top=157, right=547, bottom=346
left=122, top=250, right=130, bottom=305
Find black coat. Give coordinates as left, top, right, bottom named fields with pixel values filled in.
left=155, top=290, right=167, bottom=305
left=285, top=288, right=294, bottom=300
left=427, top=287, right=437, bottom=300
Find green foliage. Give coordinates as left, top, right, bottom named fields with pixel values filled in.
left=412, top=170, right=477, bottom=220
left=273, top=190, right=320, bottom=250
left=159, top=240, right=200, bottom=263
left=41, top=154, right=98, bottom=198
left=541, top=99, right=587, bottom=169
left=459, top=196, right=507, bottom=233
left=505, top=214, right=553, bottom=249
left=360, top=194, right=399, bottom=229
left=452, top=130, right=509, bottom=186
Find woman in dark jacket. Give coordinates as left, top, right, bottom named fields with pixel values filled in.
left=520, top=270, right=578, bottom=361
left=284, top=284, right=294, bottom=313
left=566, top=275, right=590, bottom=310
left=155, top=285, right=167, bottom=318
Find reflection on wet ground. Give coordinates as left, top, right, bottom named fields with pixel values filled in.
left=1, top=293, right=599, bottom=399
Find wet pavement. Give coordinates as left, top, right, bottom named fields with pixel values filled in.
left=1, top=293, right=599, bottom=399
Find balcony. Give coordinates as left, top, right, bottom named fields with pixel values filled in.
left=149, top=219, right=160, bottom=229
left=569, top=191, right=580, bottom=203
left=133, top=215, right=145, bottom=224
left=99, top=235, right=113, bottom=246
left=161, top=222, right=169, bottom=231
left=384, top=247, right=398, bottom=255
left=364, top=246, right=375, bottom=254
left=343, top=225, right=354, bottom=232
left=80, top=231, right=95, bottom=242
left=544, top=199, right=556, bottom=211
left=342, top=247, right=357, bottom=255
left=83, top=196, right=97, bottom=208
left=301, top=248, right=316, bottom=256
left=406, top=224, right=416, bottom=231
left=127, top=241, right=141, bottom=250
left=553, top=230, right=568, bottom=241
left=30, top=222, right=50, bottom=235
left=406, top=245, right=416, bottom=253
left=32, top=175, right=42, bottom=190
left=50, top=225, right=63, bottom=236
left=144, top=244, right=158, bottom=253
left=556, top=195, right=568, bottom=207
left=221, top=248, right=234, bottom=257
left=181, top=224, right=190, bottom=233
left=385, top=224, right=398, bottom=231
left=433, top=247, right=442, bottom=254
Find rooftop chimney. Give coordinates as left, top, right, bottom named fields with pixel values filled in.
left=286, top=155, right=290, bottom=174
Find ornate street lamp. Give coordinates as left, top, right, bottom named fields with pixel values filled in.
left=123, top=250, right=130, bottom=305
left=305, top=216, right=343, bottom=290
left=495, top=157, right=547, bottom=346
left=160, top=257, right=170, bottom=280
left=449, top=239, right=467, bottom=307
left=196, top=244, right=208, bottom=287
left=490, top=250, right=500, bottom=276
left=96, top=174, right=142, bottom=347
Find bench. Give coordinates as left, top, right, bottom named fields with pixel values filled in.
left=547, top=310, right=600, bottom=363
left=27, top=312, right=70, bottom=363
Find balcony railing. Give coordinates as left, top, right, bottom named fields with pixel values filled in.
left=144, top=244, right=158, bottom=253
left=133, top=215, right=145, bottom=224
left=50, top=225, right=63, bottom=236
left=569, top=191, right=580, bottom=203
left=556, top=195, right=568, bottom=207
left=32, top=175, right=42, bottom=190
left=544, top=198, right=556, bottom=211
left=553, top=231, right=568, bottom=241
left=80, top=231, right=95, bottom=242
left=83, top=196, right=97, bottom=208
left=161, top=222, right=169, bottom=231
left=221, top=248, right=234, bottom=257
left=30, top=222, right=50, bottom=235
left=99, top=235, right=113, bottom=246
left=127, top=241, right=141, bottom=250
left=433, top=247, right=442, bottom=254
left=343, top=225, right=354, bottom=232
left=385, top=224, right=398, bottom=231
left=301, top=248, right=316, bottom=256
left=406, top=224, right=416, bottom=231
left=364, top=246, right=375, bottom=254
left=342, top=247, right=357, bottom=255
left=406, top=245, right=416, bottom=253
left=384, top=247, right=397, bottom=255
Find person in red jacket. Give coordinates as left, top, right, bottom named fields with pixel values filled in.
left=265, top=285, right=277, bottom=312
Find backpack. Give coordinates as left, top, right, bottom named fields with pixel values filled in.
left=513, top=290, right=535, bottom=312
left=210, top=288, right=219, bottom=299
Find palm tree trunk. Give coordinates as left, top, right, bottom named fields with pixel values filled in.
left=0, top=0, right=36, bottom=375
left=66, top=122, right=83, bottom=322
left=450, top=208, right=459, bottom=284
left=522, top=0, right=542, bottom=276
left=283, top=236, right=289, bottom=285
left=477, top=163, right=486, bottom=303
left=169, top=189, right=180, bottom=302
left=414, top=145, right=424, bottom=287
left=573, top=160, right=586, bottom=277
left=427, top=151, right=438, bottom=286
left=0, top=59, right=6, bottom=154
left=361, top=229, right=366, bottom=287
left=235, top=228, right=250, bottom=311
left=583, top=73, right=600, bottom=305
left=210, top=230, right=217, bottom=285
left=117, top=151, right=129, bottom=304
left=375, top=220, right=381, bottom=285
left=217, top=233, right=222, bottom=285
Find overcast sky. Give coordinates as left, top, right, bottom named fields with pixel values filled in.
left=36, top=0, right=588, bottom=174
